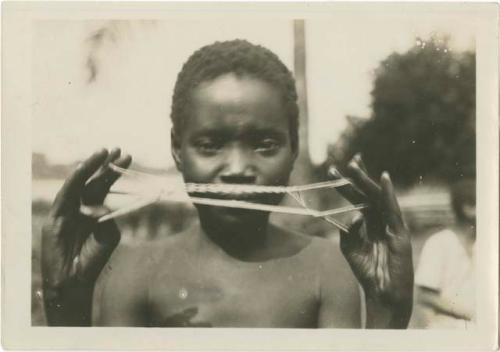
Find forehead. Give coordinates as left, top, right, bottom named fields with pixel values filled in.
left=186, top=73, right=288, bottom=132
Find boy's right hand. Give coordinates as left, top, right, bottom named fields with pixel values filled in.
left=41, top=148, right=131, bottom=325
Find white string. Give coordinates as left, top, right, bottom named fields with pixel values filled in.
left=90, top=164, right=368, bottom=230
left=288, top=185, right=350, bottom=232
left=108, top=163, right=352, bottom=194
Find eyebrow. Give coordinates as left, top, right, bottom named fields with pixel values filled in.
left=192, top=126, right=287, bottom=139
left=245, top=128, right=287, bottom=140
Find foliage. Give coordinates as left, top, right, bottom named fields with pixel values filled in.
left=329, top=37, right=475, bottom=188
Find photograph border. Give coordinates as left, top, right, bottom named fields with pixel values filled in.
left=2, top=2, right=498, bottom=350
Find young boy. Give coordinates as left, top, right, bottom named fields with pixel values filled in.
left=41, top=40, right=413, bottom=328
left=415, top=178, right=476, bottom=328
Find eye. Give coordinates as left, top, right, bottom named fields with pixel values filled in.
left=254, top=138, right=280, bottom=155
left=194, top=138, right=223, bottom=155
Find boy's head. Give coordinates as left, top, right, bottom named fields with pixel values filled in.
left=169, top=40, right=299, bottom=225
left=170, top=39, right=299, bottom=152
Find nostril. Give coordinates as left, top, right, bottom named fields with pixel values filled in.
left=219, top=175, right=256, bottom=184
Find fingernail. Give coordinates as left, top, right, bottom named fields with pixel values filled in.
left=349, top=160, right=359, bottom=170
left=354, top=153, right=361, bottom=162
left=382, top=171, right=391, bottom=182
left=328, top=166, right=341, bottom=178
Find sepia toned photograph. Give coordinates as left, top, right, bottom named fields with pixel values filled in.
left=2, top=2, right=498, bottom=350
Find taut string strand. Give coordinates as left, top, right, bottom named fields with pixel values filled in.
left=79, top=164, right=368, bottom=232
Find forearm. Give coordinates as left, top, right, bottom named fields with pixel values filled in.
left=43, top=279, right=94, bottom=326
left=419, top=293, right=471, bottom=320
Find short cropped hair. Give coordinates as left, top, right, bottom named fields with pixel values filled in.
left=171, top=39, right=299, bottom=151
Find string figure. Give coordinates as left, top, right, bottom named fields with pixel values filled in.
left=80, top=163, right=368, bottom=232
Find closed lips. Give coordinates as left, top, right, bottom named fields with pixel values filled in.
left=188, top=191, right=265, bottom=202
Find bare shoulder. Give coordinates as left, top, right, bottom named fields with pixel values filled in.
left=309, top=234, right=361, bottom=327
left=302, top=234, right=353, bottom=278
left=316, top=236, right=355, bottom=280
left=94, top=227, right=196, bottom=296
left=92, top=229, right=194, bottom=325
left=271, top=224, right=341, bottom=262
left=98, top=228, right=194, bottom=280
left=272, top=226, right=360, bottom=316
left=280, top=228, right=360, bottom=296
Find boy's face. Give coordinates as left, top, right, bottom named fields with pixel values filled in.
left=172, top=73, right=297, bottom=224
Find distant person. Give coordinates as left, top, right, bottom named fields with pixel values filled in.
left=415, top=178, right=476, bottom=328
left=41, top=40, right=414, bottom=328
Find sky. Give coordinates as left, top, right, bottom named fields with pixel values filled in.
left=32, top=14, right=475, bottom=168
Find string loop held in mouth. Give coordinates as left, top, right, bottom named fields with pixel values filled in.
left=84, top=163, right=368, bottom=232
left=108, top=163, right=352, bottom=195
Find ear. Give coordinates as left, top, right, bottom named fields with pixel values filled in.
left=171, top=129, right=183, bottom=172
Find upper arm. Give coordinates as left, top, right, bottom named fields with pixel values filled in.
left=317, top=238, right=361, bottom=328
left=92, top=245, right=151, bottom=326
left=415, top=235, right=444, bottom=291
left=414, top=286, right=440, bottom=327
left=417, top=285, right=441, bottom=312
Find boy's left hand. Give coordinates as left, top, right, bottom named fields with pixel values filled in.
left=329, top=154, right=414, bottom=328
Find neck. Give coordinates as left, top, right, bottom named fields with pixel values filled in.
left=197, top=210, right=270, bottom=260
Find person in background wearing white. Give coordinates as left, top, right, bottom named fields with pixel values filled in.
left=415, top=178, right=476, bottom=328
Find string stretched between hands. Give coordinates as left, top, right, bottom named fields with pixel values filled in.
left=108, top=163, right=352, bottom=194
left=81, top=163, right=368, bottom=231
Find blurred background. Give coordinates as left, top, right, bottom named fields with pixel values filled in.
left=32, top=17, right=475, bottom=327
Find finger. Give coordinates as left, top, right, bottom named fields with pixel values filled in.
left=106, top=154, right=132, bottom=186
left=328, top=166, right=367, bottom=205
left=345, top=159, right=382, bottom=202
left=345, top=159, right=390, bottom=240
left=82, top=154, right=132, bottom=205
left=339, top=213, right=365, bottom=252
left=77, top=219, right=121, bottom=282
left=101, top=147, right=121, bottom=169
left=328, top=166, right=381, bottom=239
left=353, top=153, right=368, bottom=174
left=380, top=172, right=405, bottom=235
left=52, top=149, right=109, bottom=213
left=89, top=147, right=121, bottom=181
left=89, top=153, right=132, bottom=191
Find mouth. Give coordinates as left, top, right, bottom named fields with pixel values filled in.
left=188, top=191, right=266, bottom=203
left=185, top=182, right=287, bottom=213
left=187, top=186, right=285, bottom=219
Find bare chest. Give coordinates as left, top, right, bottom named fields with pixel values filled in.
left=148, top=256, right=319, bottom=327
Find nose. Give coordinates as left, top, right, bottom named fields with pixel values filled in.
left=220, top=147, right=256, bottom=184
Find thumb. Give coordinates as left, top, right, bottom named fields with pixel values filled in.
left=339, top=213, right=365, bottom=253
left=76, top=220, right=121, bottom=283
